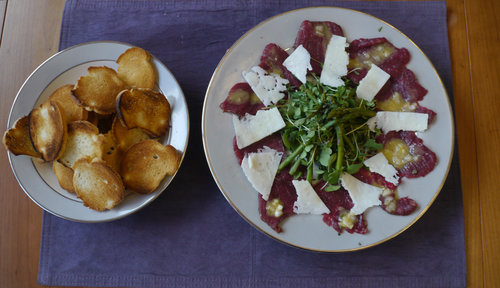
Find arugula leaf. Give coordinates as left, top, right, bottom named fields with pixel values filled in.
left=325, top=184, right=341, bottom=192
left=319, top=147, right=332, bottom=166
left=364, top=138, right=383, bottom=150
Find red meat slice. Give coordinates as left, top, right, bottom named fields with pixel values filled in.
left=315, top=181, right=368, bottom=235
left=348, top=38, right=410, bottom=78
left=348, top=38, right=427, bottom=103
left=377, top=131, right=437, bottom=178
left=354, top=168, right=417, bottom=216
left=353, top=167, right=398, bottom=190
left=348, top=37, right=431, bottom=125
left=233, top=133, right=293, bottom=233
left=233, top=133, right=285, bottom=165
left=366, top=67, right=427, bottom=104
left=414, top=105, right=437, bottom=124
left=391, top=68, right=428, bottom=103
left=376, top=81, right=436, bottom=123
left=259, top=43, right=302, bottom=88
left=294, top=20, right=344, bottom=75
left=258, top=170, right=297, bottom=233
left=220, top=83, right=264, bottom=116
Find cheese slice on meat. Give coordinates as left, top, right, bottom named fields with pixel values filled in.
left=340, top=173, right=383, bottom=215
left=292, top=180, right=330, bottom=214
left=367, top=111, right=428, bottom=133
left=282, top=45, right=312, bottom=83
left=356, top=64, right=390, bottom=101
left=320, top=35, right=349, bottom=87
left=242, top=66, right=289, bottom=106
left=232, top=107, right=286, bottom=149
left=241, top=147, right=283, bottom=201
left=364, top=152, right=400, bottom=185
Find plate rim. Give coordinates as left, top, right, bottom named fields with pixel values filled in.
left=202, top=6, right=455, bottom=252
left=6, top=40, right=190, bottom=223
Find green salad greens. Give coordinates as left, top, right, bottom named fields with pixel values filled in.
left=275, top=76, right=381, bottom=191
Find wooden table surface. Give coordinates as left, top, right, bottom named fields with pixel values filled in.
left=0, top=0, right=498, bottom=287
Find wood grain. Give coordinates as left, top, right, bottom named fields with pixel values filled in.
left=0, top=0, right=498, bottom=287
left=465, top=0, right=500, bottom=286
left=447, top=1, right=483, bottom=287
left=0, top=1, right=65, bottom=288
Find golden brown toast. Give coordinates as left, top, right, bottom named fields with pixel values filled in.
left=72, top=66, right=126, bottom=115
left=3, top=115, right=42, bottom=158
left=102, top=132, right=122, bottom=173
left=116, top=88, right=171, bottom=137
left=73, top=158, right=124, bottom=211
left=116, top=47, right=155, bottom=89
left=28, top=101, right=67, bottom=161
left=120, top=140, right=180, bottom=194
left=111, top=116, right=153, bottom=152
left=48, top=84, right=88, bottom=123
left=58, top=121, right=104, bottom=168
left=53, top=160, right=75, bottom=193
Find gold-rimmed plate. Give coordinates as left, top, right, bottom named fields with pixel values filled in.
left=202, top=7, right=453, bottom=251
left=7, top=41, right=189, bottom=222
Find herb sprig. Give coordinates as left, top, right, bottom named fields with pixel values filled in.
left=276, top=76, right=381, bottom=191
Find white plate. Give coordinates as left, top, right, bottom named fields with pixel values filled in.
left=202, top=7, right=454, bottom=251
left=7, top=41, right=189, bottom=222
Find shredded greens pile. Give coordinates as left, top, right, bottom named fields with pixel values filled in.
left=275, top=76, right=382, bottom=191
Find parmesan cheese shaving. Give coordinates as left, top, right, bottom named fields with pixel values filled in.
left=242, top=66, right=289, bottom=106
left=232, top=107, right=286, bottom=149
left=292, top=180, right=330, bottom=214
left=282, top=45, right=312, bottom=83
left=320, top=35, right=349, bottom=88
left=340, top=173, right=383, bottom=215
left=241, top=147, right=283, bottom=201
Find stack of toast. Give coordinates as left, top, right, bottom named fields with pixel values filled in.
left=3, top=47, right=181, bottom=211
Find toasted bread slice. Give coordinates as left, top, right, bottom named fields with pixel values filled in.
left=73, top=158, right=124, bottom=211
left=28, top=101, right=67, bottom=161
left=102, top=132, right=122, bottom=173
left=116, top=88, right=171, bottom=137
left=48, top=84, right=88, bottom=123
left=121, top=140, right=180, bottom=194
left=111, top=116, right=152, bottom=151
left=3, top=115, right=42, bottom=158
left=72, top=66, right=125, bottom=115
left=117, top=47, right=155, bottom=89
left=53, top=160, right=75, bottom=193
left=58, top=121, right=104, bottom=168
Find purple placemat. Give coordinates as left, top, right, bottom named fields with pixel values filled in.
left=38, top=1, right=466, bottom=287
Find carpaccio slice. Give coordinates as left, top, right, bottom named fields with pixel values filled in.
left=294, top=20, right=344, bottom=75
left=375, top=80, right=436, bottom=123
left=348, top=37, right=410, bottom=81
left=220, top=83, right=264, bottom=117
left=348, top=37, right=428, bottom=103
left=348, top=37, right=435, bottom=121
left=354, top=168, right=418, bottom=216
left=258, top=170, right=297, bottom=233
left=233, top=133, right=294, bottom=232
left=259, top=43, right=302, bottom=88
left=315, top=181, right=368, bottom=235
left=233, top=133, right=285, bottom=165
left=378, top=131, right=437, bottom=178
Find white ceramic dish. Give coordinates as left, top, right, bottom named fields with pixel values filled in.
left=202, top=7, right=454, bottom=252
left=7, top=41, right=189, bottom=222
